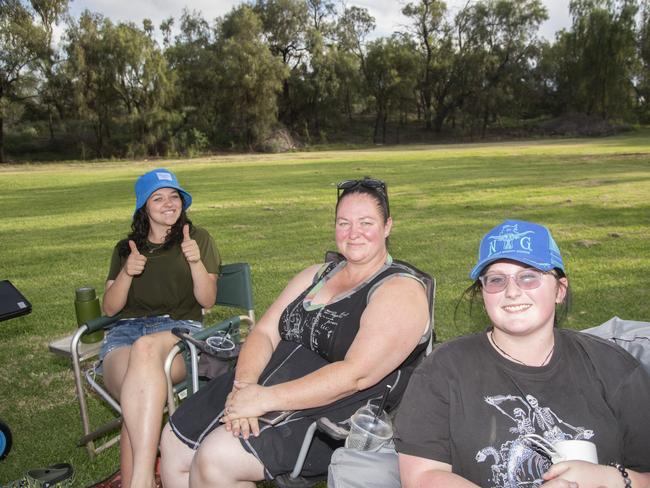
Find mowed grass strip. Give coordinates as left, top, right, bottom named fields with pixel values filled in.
left=1, top=131, right=649, bottom=485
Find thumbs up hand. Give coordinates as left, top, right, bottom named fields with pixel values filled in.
left=181, top=224, right=201, bottom=263
left=124, top=240, right=147, bottom=276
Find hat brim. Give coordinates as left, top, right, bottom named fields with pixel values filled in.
left=134, top=183, right=192, bottom=214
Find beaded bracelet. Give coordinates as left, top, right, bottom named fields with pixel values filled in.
left=609, top=462, right=632, bottom=487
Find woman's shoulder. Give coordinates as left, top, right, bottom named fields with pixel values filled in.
left=560, top=328, right=641, bottom=371
left=112, top=238, right=129, bottom=256
left=423, top=332, right=487, bottom=364
left=385, top=259, right=429, bottom=279
left=190, top=226, right=212, bottom=239
left=295, top=263, right=329, bottom=286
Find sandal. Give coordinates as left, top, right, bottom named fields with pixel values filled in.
left=3, top=463, right=74, bottom=488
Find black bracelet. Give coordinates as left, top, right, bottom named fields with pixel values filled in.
left=609, top=462, right=632, bottom=488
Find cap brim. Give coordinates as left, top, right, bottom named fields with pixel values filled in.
left=470, top=255, right=556, bottom=280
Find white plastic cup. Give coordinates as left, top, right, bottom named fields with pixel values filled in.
left=345, top=404, right=392, bottom=452
left=552, top=440, right=598, bottom=464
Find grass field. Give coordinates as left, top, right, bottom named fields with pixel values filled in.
left=1, top=132, right=650, bottom=486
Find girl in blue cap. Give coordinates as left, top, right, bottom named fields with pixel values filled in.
left=101, top=168, right=220, bottom=488
left=394, top=220, right=650, bottom=488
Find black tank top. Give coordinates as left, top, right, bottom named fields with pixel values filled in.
left=278, top=257, right=426, bottom=363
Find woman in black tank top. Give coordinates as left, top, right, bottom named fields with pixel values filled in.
left=160, top=178, right=431, bottom=486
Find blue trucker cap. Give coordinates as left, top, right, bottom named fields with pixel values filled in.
left=470, top=220, right=565, bottom=280
left=134, top=168, right=192, bottom=214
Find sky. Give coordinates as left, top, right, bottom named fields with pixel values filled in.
left=65, top=0, right=572, bottom=42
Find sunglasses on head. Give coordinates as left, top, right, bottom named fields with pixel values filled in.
left=336, top=178, right=390, bottom=216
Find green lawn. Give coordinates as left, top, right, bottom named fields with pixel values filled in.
left=1, top=132, right=650, bottom=485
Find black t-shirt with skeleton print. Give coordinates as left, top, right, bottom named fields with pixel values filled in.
left=394, top=328, right=650, bottom=488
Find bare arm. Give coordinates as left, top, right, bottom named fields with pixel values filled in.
left=221, top=264, right=322, bottom=439
left=399, top=454, right=480, bottom=488
left=543, top=462, right=650, bottom=488
left=180, top=224, right=217, bottom=308
left=102, top=240, right=146, bottom=316
left=225, top=275, right=429, bottom=418
left=188, top=261, right=217, bottom=309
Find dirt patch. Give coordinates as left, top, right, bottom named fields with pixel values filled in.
left=257, top=128, right=299, bottom=153
left=576, top=239, right=601, bottom=248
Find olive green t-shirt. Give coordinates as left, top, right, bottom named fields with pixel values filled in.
left=106, top=226, right=220, bottom=322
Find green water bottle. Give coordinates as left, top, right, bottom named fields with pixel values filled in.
left=75, top=286, right=104, bottom=344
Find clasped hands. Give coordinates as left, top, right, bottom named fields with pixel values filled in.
left=221, top=380, right=271, bottom=439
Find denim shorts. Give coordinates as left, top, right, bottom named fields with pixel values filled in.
left=99, top=315, right=202, bottom=361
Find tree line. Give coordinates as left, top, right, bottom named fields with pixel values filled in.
left=2, top=0, right=650, bottom=162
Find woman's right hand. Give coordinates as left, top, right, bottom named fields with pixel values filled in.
left=222, top=380, right=261, bottom=439
left=124, top=240, right=147, bottom=276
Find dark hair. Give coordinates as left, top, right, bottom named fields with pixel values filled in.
left=118, top=194, right=193, bottom=257
left=335, top=180, right=390, bottom=224
left=454, top=268, right=572, bottom=329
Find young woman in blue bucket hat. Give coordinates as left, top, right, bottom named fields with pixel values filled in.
left=395, top=220, right=650, bottom=488
left=101, top=168, right=220, bottom=488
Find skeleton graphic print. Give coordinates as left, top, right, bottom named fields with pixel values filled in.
left=477, top=394, right=594, bottom=488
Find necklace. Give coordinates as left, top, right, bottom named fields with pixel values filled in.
left=489, top=331, right=554, bottom=367
left=146, top=241, right=165, bottom=254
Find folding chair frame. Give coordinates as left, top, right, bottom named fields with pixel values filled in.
left=58, top=262, right=254, bottom=458
left=165, top=262, right=255, bottom=413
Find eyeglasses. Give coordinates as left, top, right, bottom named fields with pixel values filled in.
left=336, top=178, right=390, bottom=216
left=479, top=269, right=550, bottom=294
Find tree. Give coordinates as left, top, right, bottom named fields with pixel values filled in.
left=306, top=0, right=336, bottom=34
left=254, top=0, right=308, bottom=124
left=0, top=0, right=51, bottom=162
left=402, top=0, right=447, bottom=130
left=108, top=21, right=173, bottom=155
left=365, top=37, right=419, bottom=143
left=638, top=0, right=650, bottom=120
left=336, top=5, right=376, bottom=73
left=63, top=11, right=173, bottom=157
left=163, top=9, right=219, bottom=153
left=213, top=5, right=288, bottom=147
left=448, top=0, right=547, bottom=135
left=31, top=0, right=69, bottom=140
left=551, top=0, right=638, bottom=118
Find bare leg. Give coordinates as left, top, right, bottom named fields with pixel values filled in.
left=103, top=347, right=134, bottom=486
left=190, top=425, right=265, bottom=488
left=160, top=423, right=195, bottom=488
left=119, top=331, right=186, bottom=488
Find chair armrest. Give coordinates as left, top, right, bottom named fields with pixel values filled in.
left=175, top=317, right=242, bottom=353
left=164, top=316, right=242, bottom=415
left=83, top=315, right=121, bottom=334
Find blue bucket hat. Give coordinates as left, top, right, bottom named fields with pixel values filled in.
left=134, top=168, right=192, bottom=214
left=470, top=219, right=565, bottom=280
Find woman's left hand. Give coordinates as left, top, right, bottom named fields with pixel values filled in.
left=181, top=224, right=201, bottom=263
left=225, top=417, right=260, bottom=440
left=223, top=381, right=271, bottom=422
left=543, top=461, right=621, bottom=488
